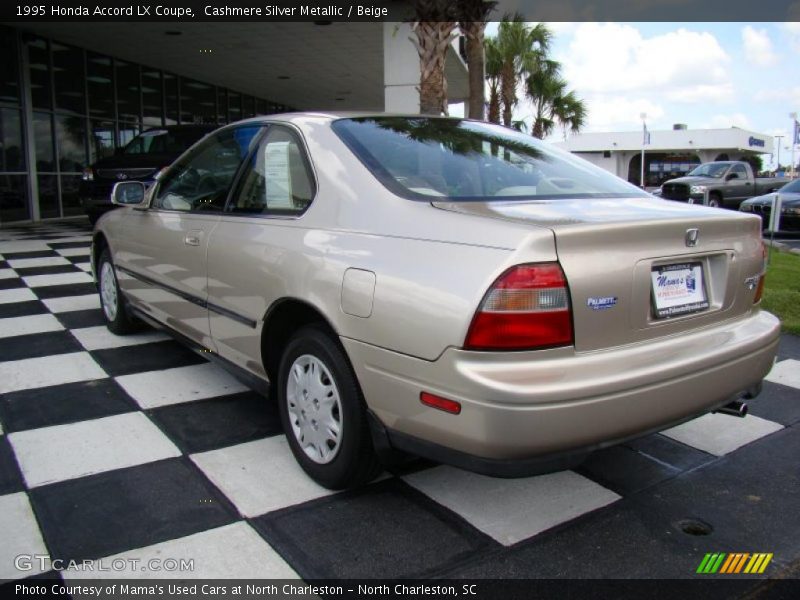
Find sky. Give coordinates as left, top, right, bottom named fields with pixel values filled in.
left=453, top=22, right=800, bottom=169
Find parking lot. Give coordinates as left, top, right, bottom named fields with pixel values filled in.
left=1, top=220, right=799, bottom=584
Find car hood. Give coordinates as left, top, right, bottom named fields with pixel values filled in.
left=741, top=192, right=800, bottom=206
left=663, top=176, right=718, bottom=186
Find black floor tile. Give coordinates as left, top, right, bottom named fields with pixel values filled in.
left=251, top=478, right=496, bottom=579
left=66, top=256, right=91, bottom=265
left=0, top=251, right=59, bottom=260
left=48, top=242, right=90, bottom=249
left=29, top=457, right=239, bottom=562
left=33, top=283, right=97, bottom=299
left=147, top=391, right=281, bottom=454
left=577, top=444, right=679, bottom=496
left=90, top=340, right=205, bottom=377
left=12, top=265, right=82, bottom=277
left=55, top=308, right=105, bottom=329
left=0, top=435, right=25, bottom=494
left=0, top=331, right=82, bottom=362
left=0, top=300, right=48, bottom=318
left=0, top=277, right=24, bottom=289
left=624, top=433, right=716, bottom=472
left=0, top=379, right=136, bottom=433
left=0, top=260, right=8, bottom=268
left=747, top=381, right=800, bottom=427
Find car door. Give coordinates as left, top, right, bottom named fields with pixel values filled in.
left=206, top=124, right=316, bottom=377
left=727, top=163, right=751, bottom=203
left=113, top=124, right=263, bottom=348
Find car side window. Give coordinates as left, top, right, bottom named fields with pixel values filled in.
left=731, top=164, right=747, bottom=178
left=153, top=125, right=262, bottom=213
left=228, top=125, right=315, bottom=216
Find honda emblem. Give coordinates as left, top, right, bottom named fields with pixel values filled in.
left=685, top=228, right=699, bottom=247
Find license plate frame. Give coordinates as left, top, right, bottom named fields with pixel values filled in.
left=651, top=261, right=709, bottom=319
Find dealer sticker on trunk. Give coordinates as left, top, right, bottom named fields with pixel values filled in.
left=651, top=262, right=709, bottom=318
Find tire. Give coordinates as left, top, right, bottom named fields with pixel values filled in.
left=97, top=248, right=140, bottom=335
left=708, top=193, right=722, bottom=208
left=277, top=325, right=381, bottom=489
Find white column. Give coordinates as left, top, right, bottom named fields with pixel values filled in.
left=383, top=22, right=420, bottom=114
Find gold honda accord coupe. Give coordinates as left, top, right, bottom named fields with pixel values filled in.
left=93, top=113, right=780, bottom=489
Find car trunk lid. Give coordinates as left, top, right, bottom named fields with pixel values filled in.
left=433, top=197, right=765, bottom=352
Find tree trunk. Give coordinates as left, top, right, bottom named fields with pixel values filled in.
left=460, top=21, right=486, bottom=120
left=487, top=85, right=500, bottom=123
left=500, top=62, right=515, bottom=127
left=412, top=21, right=456, bottom=115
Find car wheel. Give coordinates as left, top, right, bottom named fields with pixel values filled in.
left=98, top=248, right=140, bottom=335
left=708, top=194, right=722, bottom=208
left=277, top=325, right=381, bottom=489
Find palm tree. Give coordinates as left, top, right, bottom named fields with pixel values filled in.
left=494, top=18, right=552, bottom=127
left=484, top=37, right=502, bottom=124
left=410, top=1, right=459, bottom=115
left=525, top=62, right=587, bottom=139
left=457, top=1, right=497, bottom=121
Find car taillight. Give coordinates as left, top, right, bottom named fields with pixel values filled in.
left=754, top=242, right=767, bottom=304
left=464, top=263, right=573, bottom=351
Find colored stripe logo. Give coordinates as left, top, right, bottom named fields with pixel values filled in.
left=696, top=553, right=773, bottom=574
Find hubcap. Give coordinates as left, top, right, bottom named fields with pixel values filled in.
left=286, top=354, right=342, bottom=464
left=100, top=261, right=118, bottom=321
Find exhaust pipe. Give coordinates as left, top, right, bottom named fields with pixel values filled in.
left=715, top=399, right=748, bottom=418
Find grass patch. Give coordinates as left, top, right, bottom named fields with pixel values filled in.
left=762, top=248, right=800, bottom=335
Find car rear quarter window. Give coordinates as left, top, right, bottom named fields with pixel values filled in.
left=331, top=117, right=643, bottom=201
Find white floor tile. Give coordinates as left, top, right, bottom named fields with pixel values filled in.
left=22, top=272, right=93, bottom=287
left=41, top=294, right=100, bottom=313
left=9, top=412, right=181, bottom=488
left=76, top=263, right=92, bottom=272
left=0, top=493, right=50, bottom=579
left=765, top=359, right=800, bottom=390
left=65, top=522, right=298, bottom=580
left=191, top=437, right=335, bottom=517
left=662, top=413, right=783, bottom=456
left=0, top=241, right=50, bottom=253
left=7, top=256, right=70, bottom=269
left=55, top=247, right=91, bottom=257
left=0, top=268, right=16, bottom=279
left=71, top=325, right=169, bottom=351
left=0, top=352, right=106, bottom=394
left=45, top=236, right=91, bottom=244
left=0, top=313, right=64, bottom=338
left=0, top=288, right=37, bottom=304
left=404, top=467, right=621, bottom=546
left=116, top=362, right=247, bottom=409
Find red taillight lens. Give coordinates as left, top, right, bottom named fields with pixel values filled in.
left=420, top=392, right=461, bottom=414
left=464, top=263, right=573, bottom=351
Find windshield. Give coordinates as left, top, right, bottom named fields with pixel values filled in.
left=332, top=117, right=644, bottom=201
left=780, top=179, right=800, bottom=194
left=123, top=128, right=208, bottom=156
left=687, top=163, right=731, bottom=178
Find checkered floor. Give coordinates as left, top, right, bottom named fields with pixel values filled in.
left=1, top=220, right=799, bottom=581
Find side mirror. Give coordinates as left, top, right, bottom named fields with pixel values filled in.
left=111, top=181, right=147, bottom=206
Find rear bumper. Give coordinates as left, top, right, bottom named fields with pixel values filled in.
left=344, top=309, right=780, bottom=471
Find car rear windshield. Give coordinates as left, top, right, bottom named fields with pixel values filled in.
left=123, top=128, right=209, bottom=156
left=331, top=117, right=644, bottom=201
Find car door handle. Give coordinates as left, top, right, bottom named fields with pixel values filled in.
left=184, top=230, right=202, bottom=246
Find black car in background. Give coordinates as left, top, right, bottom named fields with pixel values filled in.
left=80, top=125, right=215, bottom=225
left=740, top=178, right=800, bottom=232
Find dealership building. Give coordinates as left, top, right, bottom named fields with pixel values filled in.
left=0, top=21, right=468, bottom=223
left=555, top=125, right=775, bottom=188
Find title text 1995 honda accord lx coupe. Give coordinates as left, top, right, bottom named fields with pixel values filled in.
left=93, top=113, right=780, bottom=489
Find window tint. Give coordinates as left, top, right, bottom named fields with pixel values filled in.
left=229, top=125, right=314, bottom=216
left=154, top=125, right=261, bottom=212
left=123, top=128, right=209, bottom=155
left=332, top=117, right=642, bottom=201
left=731, top=164, right=747, bottom=177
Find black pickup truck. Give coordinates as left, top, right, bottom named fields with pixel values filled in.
left=658, top=161, right=789, bottom=209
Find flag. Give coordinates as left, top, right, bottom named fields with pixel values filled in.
left=643, top=123, right=651, bottom=146
left=794, top=119, right=800, bottom=145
